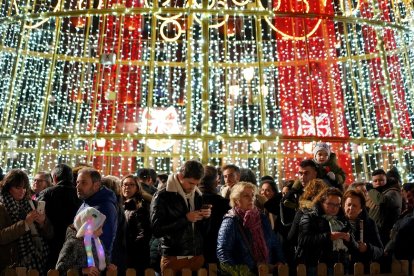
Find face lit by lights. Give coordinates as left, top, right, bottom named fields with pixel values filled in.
left=372, top=174, right=386, bottom=188
left=9, top=185, right=27, bottom=201
left=298, top=166, right=317, bottom=187
left=223, top=169, right=240, bottom=188
left=260, top=183, right=275, bottom=200
left=178, top=173, right=201, bottom=194
left=322, top=195, right=342, bottom=216
left=344, top=196, right=362, bottom=221
left=32, top=173, right=49, bottom=194
left=122, top=177, right=138, bottom=199
left=315, top=150, right=329, bottom=164
left=236, top=187, right=256, bottom=211
left=76, top=172, right=100, bottom=200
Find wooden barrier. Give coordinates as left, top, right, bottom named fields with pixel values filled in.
left=4, top=260, right=413, bottom=276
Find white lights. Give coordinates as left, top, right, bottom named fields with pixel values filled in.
left=0, top=0, right=412, bottom=181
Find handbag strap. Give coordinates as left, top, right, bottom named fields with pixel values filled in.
left=236, top=220, right=256, bottom=262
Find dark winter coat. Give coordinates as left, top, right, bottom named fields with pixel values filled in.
left=124, top=196, right=151, bottom=274
left=347, top=209, right=383, bottom=270
left=201, top=191, right=230, bottom=263
left=38, top=180, right=81, bottom=266
left=150, top=174, right=207, bottom=257
left=78, top=186, right=118, bottom=259
left=217, top=209, right=285, bottom=272
left=296, top=206, right=351, bottom=267
left=394, top=216, right=414, bottom=262
left=367, top=183, right=402, bottom=245
left=315, top=153, right=346, bottom=189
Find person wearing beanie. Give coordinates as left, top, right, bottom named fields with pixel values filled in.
left=56, top=207, right=117, bottom=276
left=313, top=142, right=346, bottom=190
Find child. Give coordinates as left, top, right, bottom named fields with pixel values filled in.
left=313, top=142, right=346, bottom=190
left=56, top=207, right=116, bottom=275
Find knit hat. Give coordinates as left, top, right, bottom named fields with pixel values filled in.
left=74, top=207, right=106, bottom=238
left=74, top=207, right=106, bottom=270
left=313, top=142, right=331, bottom=158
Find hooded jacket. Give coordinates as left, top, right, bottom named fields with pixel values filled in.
left=78, top=186, right=118, bottom=259
left=150, top=174, right=206, bottom=256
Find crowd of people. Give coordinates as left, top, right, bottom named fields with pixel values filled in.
left=0, top=142, right=413, bottom=276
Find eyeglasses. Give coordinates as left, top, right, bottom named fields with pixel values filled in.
left=122, top=184, right=136, bottom=188
left=324, top=202, right=341, bottom=208
left=33, top=179, right=46, bottom=183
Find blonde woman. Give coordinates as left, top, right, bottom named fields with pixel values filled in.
left=217, top=182, right=285, bottom=274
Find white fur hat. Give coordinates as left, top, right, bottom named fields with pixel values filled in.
left=74, top=207, right=106, bottom=238
left=313, top=142, right=331, bottom=158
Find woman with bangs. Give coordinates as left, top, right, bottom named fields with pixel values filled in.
left=342, top=189, right=383, bottom=273
left=296, top=187, right=351, bottom=276
left=121, top=175, right=152, bottom=275
left=0, top=169, right=53, bottom=275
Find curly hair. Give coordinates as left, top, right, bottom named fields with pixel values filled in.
left=312, top=187, right=343, bottom=209
left=299, top=179, right=329, bottom=209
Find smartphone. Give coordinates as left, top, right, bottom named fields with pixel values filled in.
left=201, top=204, right=211, bottom=210
left=37, top=200, right=46, bottom=215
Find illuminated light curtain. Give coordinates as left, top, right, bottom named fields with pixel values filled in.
left=273, top=0, right=352, bottom=181
left=1, top=0, right=414, bottom=181
left=92, top=0, right=144, bottom=175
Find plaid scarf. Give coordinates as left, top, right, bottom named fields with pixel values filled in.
left=323, top=214, right=348, bottom=252
left=1, top=193, right=49, bottom=275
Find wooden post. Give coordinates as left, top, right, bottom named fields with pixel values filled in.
left=47, top=270, right=59, bottom=276
left=333, top=263, right=344, bottom=276
left=278, top=264, right=289, bottom=276
left=370, top=262, right=381, bottom=275
left=353, top=262, right=364, bottom=276
left=208, top=263, right=217, bottom=276
left=258, top=264, right=268, bottom=276
left=197, top=268, right=208, bottom=276
left=317, top=263, right=327, bottom=276
left=297, top=264, right=306, bottom=276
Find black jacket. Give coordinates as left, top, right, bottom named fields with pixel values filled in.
left=150, top=174, right=207, bottom=257
left=201, top=192, right=230, bottom=263
left=296, top=206, right=351, bottom=267
left=347, top=209, right=383, bottom=268
left=124, top=196, right=151, bottom=273
left=38, top=180, right=82, bottom=266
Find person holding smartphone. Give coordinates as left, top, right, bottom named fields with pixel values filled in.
left=0, top=169, right=53, bottom=275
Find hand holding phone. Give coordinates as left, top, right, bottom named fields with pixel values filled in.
left=37, top=200, right=46, bottom=215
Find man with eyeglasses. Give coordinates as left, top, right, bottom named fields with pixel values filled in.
left=31, top=171, right=52, bottom=200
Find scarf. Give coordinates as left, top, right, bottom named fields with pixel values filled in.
left=234, top=207, right=269, bottom=264
left=1, top=193, right=49, bottom=275
left=323, top=214, right=348, bottom=252
left=83, top=220, right=106, bottom=271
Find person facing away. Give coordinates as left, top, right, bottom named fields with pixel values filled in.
left=199, top=165, right=230, bottom=264
left=56, top=207, right=117, bottom=276
left=37, top=163, right=82, bottom=268
left=312, top=142, right=346, bottom=190
left=150, top=160, right=211, bottom=274
left=76, top=168, right=118, bottom=261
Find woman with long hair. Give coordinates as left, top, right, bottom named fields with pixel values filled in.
left=296, top=187, right=351, bottom=276
left=120, top=175, right=151, bottom=275
left=0, top=169, right=52, bottom=275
